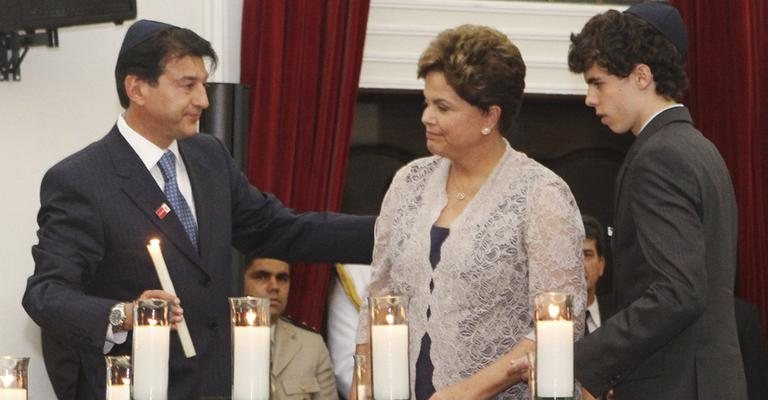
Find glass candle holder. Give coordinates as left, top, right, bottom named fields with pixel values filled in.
left=229, top=296, right=270, bottom=400
left=369, top=295, right=409, bottom=400
left=132, top=298, right=170, bottom=400
left=353, top=354, right=371, bottom=400
left=533, top=292, right=574, bottom=400
left=106, top=355, right=131, bottom=400
left=0, top=357, right=29, bottom=400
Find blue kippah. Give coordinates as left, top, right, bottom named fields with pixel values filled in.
left=118, top=19, right=177, bottom=56
left=624, top=2, right=688, bottom=57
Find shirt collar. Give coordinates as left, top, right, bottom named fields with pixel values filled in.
left=117, top=114, right=181, bottom=171
left=637, top=103, right=684, bottom=135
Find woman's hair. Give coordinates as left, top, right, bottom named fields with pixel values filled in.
left=417, top=24, right=526, bottom=135
left=568, top=10, right=688, bottom=102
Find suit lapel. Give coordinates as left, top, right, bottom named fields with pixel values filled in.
left=178, top=139, right=216, bottom=274
left=105, top=128, right=205, bottom=271
left=612, top=107, right=694, bottom=214
left=272, top=319, right=302, bottom=377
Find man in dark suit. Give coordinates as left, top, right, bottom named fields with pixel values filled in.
left=22, top=20, right=374, bottom=400
left=567, top=3, right=747, bottom=399
left=581, top=214, right=614, bottom=336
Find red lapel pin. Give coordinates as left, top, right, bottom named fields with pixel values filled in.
left=155, top=203, right=171, bottom=219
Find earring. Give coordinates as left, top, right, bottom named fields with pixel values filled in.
left=481, top=127, right=491, bottom=136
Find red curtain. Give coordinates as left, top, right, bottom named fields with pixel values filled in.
left=671, top=0, right=768, bottom=334
left=240, top=0, right=371, bottom=329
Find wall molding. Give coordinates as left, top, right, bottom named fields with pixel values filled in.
left=360, top=0, right=624, bottom=95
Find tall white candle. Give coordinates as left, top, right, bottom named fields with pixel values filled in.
left=132, top=324, right=170, bottom=400
left=536, top=320, right=574, bottom=397
left=0, top=388, right=26, bottom=400
left=146, top=239, right=196, bottom=358
left=107, top=385, right=130, bottom=400
left=232, top=326, right=270, bottom=400
left=371, top=324, right=409, bottom=399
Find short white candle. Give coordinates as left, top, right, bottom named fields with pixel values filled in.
left=0, top=388, right=26, bottom=400
left=132, top=324, right=170, bottom=400
left=371, top=324, right=409, bottom=399
left=232, top=326, right=270, bottom=400
left=536, top=320, right=574, bottom=397
left=107, top=385, right=130, bottom=400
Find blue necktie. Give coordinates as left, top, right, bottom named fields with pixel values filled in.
left=157, top=150, right=198, bottom=251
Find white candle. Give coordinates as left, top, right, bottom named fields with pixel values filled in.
left=0, top=388, right=26, bottom=400
left=371, top=324, right=409, bottom=399
left=232, top=326, right=270, bottom=400
left=536, top=320, right=574, bottom=397
left=132, top=324, right=170, bottom=400
left=146, top=239, right=196, bottom=358
left=107, top=385, right=130, bottom=400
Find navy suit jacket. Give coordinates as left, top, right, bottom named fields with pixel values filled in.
left=23, top=127, right=375, bottom=400
left=574, top=107, right=747, bottom=399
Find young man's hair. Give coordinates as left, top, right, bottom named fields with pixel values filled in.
left=115, top=27, right=217, bottom=108
left=582, top=214, right=606, bottom=258
left=568, top=9, right=688, bottom=102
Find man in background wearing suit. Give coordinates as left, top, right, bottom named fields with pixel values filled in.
left=243, top=257, right=338, bottom=400
left=568, top=3, right=747, bottom=399
left=580, top=214, right=614, bottom=400
left=581, top=214, right=613, bottom=336
left=22, top=20, right=374, bottom=400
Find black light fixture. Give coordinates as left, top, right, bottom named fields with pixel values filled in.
left=0, top=0, right=137, bottom=81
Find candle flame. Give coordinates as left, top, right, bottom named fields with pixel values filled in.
left=149, top=238, right=160, bottom=246
left=385, top=313, right=395, bottom=325
left=245, top=310, right=257, bottom=326
left=548, top=303, right=560, bottom=319
left=0, top=374, right=14, bottom=388
left=148, top=318, right=158, bottom=326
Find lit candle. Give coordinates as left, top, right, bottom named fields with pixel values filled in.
left=132, top=321, right=170, bottom=400
left=106, top=385, right=130, bottom=400
left=0, top=388, right=26, bottom=400
left=232, top=324, right=270, bottom=400
left=146, top=239, right=196, bottom=358
left=371, top=322, right=409, bottom=399
left=536, top=304, right=574, bottom=398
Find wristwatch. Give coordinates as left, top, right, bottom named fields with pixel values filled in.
left=109, top=303, right=127, bottom=332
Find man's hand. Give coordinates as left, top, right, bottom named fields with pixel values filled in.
left=123, top=289, right=183, bottom=330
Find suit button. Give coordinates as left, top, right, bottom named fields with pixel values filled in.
left=199, top=276, right=211, bottom=287
left=208, top=320, right=218, bottom=329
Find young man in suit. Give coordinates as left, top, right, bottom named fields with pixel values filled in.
left=567, top=3, right=747, bottom=399
left=243, top=257, right=338, bottom=400
left=22, top=20, right=374, bottom=400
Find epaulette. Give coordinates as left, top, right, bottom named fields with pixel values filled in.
left=281, top=315, right=319, bottom=333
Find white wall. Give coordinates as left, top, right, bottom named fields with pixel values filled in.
left=0, top=0, right=240, bottom=397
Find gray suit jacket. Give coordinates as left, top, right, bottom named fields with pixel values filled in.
left=574, top=107, right=747, bottom=399
left=272, top=318, right=338, bottom=400
left=23, top=127, right=374, bottom=400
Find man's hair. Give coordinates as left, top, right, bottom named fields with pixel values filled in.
left=115, top=27, right=217, bottom=108
left=417, top=24, right=526, bottom=135
left=568, top=9, right=687, bottom=102
left=582, top=214, right=606, bottom=258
